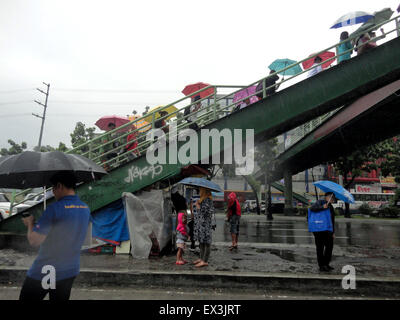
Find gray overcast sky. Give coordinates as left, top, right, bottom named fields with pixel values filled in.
left=0, top=0, right=398, bottom=150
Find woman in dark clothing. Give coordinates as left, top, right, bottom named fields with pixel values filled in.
left=255, top=69, right=280, bottom=99
left=310, top=192, right=336, bottom=272
left=193, top=187, right=214, bottom=268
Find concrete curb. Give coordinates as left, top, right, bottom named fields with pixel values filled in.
left=2, top=266, right=399, bottom=298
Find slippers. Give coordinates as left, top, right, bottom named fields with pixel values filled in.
left=175, top=261, right=185, bottom=265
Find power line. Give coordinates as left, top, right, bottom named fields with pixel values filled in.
left=53, top=88, right=177, bottom=94
left=0, top=101, right=32, bottom=105
left=0, top=88, right=35, bottom=94
left=1, top=113, right=32, bottom=118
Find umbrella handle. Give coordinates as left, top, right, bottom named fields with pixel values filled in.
left=43, top=186, right=47, bottom=210
left=326, top=193, right=333, bottom=205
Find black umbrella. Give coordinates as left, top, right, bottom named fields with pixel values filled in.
left=0, top=151, right=107, bottom=189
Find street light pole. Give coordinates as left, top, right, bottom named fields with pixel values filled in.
left=32, top=82, right=50, bottom=149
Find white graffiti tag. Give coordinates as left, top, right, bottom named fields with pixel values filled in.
left=124, top=164, right=163, bottom=184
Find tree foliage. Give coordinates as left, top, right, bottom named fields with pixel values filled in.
left=70, top=121, right=98, bottom=154
left=0, top=139, right=27, bottom=156
left=378, top=136, right=400, bottom=183
left=332, top=137, right=399, bottom=187
left=255, top=138, right=278, bottom=218
left=331, top=136, right=399, bottom=217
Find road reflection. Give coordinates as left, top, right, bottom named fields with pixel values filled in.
left=215, top=215, right=400, bottom=248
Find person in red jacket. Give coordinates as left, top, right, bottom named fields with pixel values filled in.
left=226, top=192, right=241, bottom=251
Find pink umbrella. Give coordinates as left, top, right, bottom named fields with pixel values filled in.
left=302, top=51, right=336, bottom=70
left=233, top=86, right=259, bottom=104
left=95, top=115, right=130, bottom=132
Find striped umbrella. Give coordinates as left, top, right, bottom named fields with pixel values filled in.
left=330, top=11, right=373, bottom=29
left=128, top=115, right=150, bottom=133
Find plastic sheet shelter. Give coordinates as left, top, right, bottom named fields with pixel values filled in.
left=123, top=190, right=172, bottom=259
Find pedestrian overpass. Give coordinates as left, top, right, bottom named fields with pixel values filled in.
left=1, top=18, right=400, bottom=234
left=272, top=78, right=400, bottom=182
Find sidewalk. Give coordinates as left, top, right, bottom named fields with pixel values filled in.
left=1, top=215, right=400, bottom=298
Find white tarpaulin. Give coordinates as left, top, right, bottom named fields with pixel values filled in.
left=122, top=190, right=172, bottom=259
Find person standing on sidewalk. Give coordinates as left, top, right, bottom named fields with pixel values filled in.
left=19, top=171, right=91, bottom=300
left=174, top=195, right=189, bottom=265
left=310, top=192, right=336, bottom=272
left=226, top=192, right=241, bottom=251
left=193, top=187, right=214, bottom=268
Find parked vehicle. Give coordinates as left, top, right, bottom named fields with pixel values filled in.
left=23, top=190, right=53, bottom=207
left=0, top=193, right=31, bottom=221
left=333, top=192, right=395, bottom=214
left=244, top=200, right=266, bottom=213
left=23, top=193, right=45, bottom=206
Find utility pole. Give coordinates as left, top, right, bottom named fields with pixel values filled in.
left=32, top=82, right=50, bottom=149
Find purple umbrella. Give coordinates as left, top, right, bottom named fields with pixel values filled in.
left=232, top=86, right=259, bottom=104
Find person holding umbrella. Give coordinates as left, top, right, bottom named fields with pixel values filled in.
left=100, top=122, right=123, bottom=170
left=255, top=70, right=280, bottom=99
left=193, top=187, right=215, bottom=268
left=177, top=177, right=221, bottom=267
left=19, top=171, right=91, bottom=300
left=309, top=192, right=336, bottom=272
left=310, top=180, right=354, bottom=272
left=307, top=56, right=323, bottom=78
left=337, top=31, right=353, bottom=64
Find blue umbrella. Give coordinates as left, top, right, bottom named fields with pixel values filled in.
left=330, top=11, right=373, bottom=29
left=268, top=59, right=302, bottom=77
left=178, top=177, right=222, bottom=193
left=313, top=180, right=355, bottom=203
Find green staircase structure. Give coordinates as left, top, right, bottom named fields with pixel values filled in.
left=1, top=17, right=400, bottom=234
left=270, top=182, right=309, bottom=205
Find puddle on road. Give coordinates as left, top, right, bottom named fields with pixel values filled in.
left=267, top=249, right=315, bottom=264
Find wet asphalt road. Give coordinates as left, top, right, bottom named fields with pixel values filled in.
left=213, top=214, right=400, bottom=248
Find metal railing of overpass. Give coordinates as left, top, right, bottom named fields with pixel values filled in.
left=8, top=14, right=400, bottom=211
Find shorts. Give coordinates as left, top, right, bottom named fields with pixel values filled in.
left=230, top=215, right=240, bottom=235
left=176, top=231, right=188, bottom=249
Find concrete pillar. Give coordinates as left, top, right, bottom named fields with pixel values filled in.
left=284, top=169, right=294, bottom=216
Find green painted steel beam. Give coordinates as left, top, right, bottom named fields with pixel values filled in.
left=2, top=37, right=400, bottom=234
left=273, top=86, right=400, bottom=181
left=271, top=182, right=309, bottom=205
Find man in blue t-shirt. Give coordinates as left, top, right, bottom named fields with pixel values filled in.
left=19, top=171, right=90, bottom=301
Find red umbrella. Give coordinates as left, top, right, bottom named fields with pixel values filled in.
left=302, top=51, right=336, bottom=70
left=182, top=82, right=215, bottom=99
left=95, top=115, right=130, bottom=132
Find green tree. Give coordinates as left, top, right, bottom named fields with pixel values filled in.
left=33, top=142, right=69, bottom=153
left=70, top=122, right=97, bottom=155
left=379, top=136, right=400, bottom=182
left=255, top=138, right=278, bottom=220
left=0, top=139, right=27, bottom=155
left=332, top=144, right=383, bottom=217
